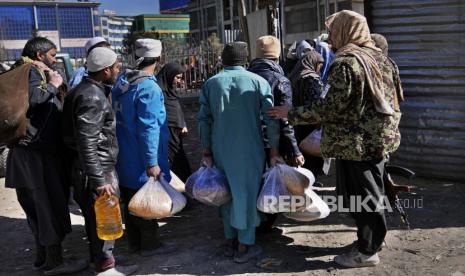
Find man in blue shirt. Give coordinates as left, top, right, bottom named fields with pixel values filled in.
left=69, top=37, right=110, bottom=88
left=112, top=38, right=174, bottom=257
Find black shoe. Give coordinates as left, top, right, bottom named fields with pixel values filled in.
left=33, top=244, right=46, bottom=270
left=222, top=239, right=237, bottom=257
left=43, top=259, right=88, bottom=276
left=140, top=242, right=178, bottom=257
left=233, top=245, right=263, bottom=264
left=224, top=246, right=235, bottom=257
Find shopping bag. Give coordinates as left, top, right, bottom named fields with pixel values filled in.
left=128, top=175, right=186, bottom=219
left=257, top=167, right=292, bottom=213
left=276, top=164, right=309, bottom=196
left=185, top=166, right=231, bottom=207
left=283, top=187, right=330, bottom=222
left=299, top=129, right=322, bottom=157
left=170, top=170, right=185, bottom=192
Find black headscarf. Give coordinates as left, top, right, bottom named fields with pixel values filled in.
left=289, top=50, right=325, bottom=86
left=157, top=62, right=186, bottom=128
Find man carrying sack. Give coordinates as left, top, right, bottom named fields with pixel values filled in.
left=4, top=37, right=87, bottom=275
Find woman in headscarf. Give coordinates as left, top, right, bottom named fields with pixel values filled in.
left=282, top=40, right=313, bottom=76
left=288, top=50, right=326, bottom=184
left=157, top=62, right=192, bottom=182
left=268, top=10, right=403, bottom=268
left=314, top=39, right=335, bottom=85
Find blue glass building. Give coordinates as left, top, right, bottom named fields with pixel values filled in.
left=0, top=1, right=101, bottom=60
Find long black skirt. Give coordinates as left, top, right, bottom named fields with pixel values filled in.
left=168, top=126, right=192, bottom=182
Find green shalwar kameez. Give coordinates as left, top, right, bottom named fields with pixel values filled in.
left=198, top=66, right=280, bottom=245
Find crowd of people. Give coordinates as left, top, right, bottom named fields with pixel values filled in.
left=2, top=10, right=403, bottom=275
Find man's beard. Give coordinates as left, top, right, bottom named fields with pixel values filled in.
left=43, top=56, right=55, bottom=69
left=103, top=76, right=116, bottom=85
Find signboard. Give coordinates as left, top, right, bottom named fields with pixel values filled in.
left=0, top=40, right=28, bottom=50
left=38, top=31, right=61, bottom=51
left=60, top=38, right=88, bottom=48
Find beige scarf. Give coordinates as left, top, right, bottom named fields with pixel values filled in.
left=326, top=10, right=395, bottom=115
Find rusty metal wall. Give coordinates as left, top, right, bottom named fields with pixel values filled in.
left=369, top=0, right=465, bottom=180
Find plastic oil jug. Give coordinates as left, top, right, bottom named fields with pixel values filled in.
left=94, top=194, right=123, bottom=240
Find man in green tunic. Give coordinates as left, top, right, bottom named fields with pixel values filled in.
left=198, top=42, right=281, bottom=263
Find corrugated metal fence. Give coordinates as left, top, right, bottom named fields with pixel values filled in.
left=370, top=0, right=465, bottom=180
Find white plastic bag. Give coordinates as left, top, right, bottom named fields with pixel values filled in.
left=276, top=164, right=310, bottom=196
left=170, top=170, right=185, bottom=192
left=185, top=166, right=231, bottom=207
left=128, top=176, right=186, bottom=219
left=299, top=129, right=322, bottom=157
left=283, top=187, right=330, bottom=222
left=294, top=167, right=315, bottom=187
left=257, top=167, right=292, bottom=213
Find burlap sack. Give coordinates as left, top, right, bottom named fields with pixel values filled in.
left=0, top=63, right=32, bottom=145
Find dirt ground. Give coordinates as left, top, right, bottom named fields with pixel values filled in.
left=0, top=100, right=464, bottom=276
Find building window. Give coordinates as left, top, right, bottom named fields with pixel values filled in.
left=223, top=0, right=231, bottom=21
left=37, top=6, right=57, bottom=31
left=190, top=11, right=199, bottom=29
left=58, top=7, right=93, bottom=38
left=285, top=1, right=318, bottom=34
left=0, top=6, right=34, bottom=40
left=102, top=29, right=108, bottom=36
left=101, top=19, right=108, bottom=26
left=338, top=1, right=352, bottom=11
left=206, top=7, right=216, bottom=28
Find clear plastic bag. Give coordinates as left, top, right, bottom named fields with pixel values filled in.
left=257, top=167, right=292, bottom=213
left=128, top=175, right=186, bottom=219
left=299, top=129, right=322, bottom=157
left=170, top=170, right=185, bottom=192
left=294, top=167, right=315, bottom=187
left=276, top=164, right=310, bottom=196
left=185, top=166, right=231, bottom=207
left=283, top=187, right=330, bottom=222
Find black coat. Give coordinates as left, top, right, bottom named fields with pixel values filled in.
left=62, top=77, right=118, bottom=188
left=248, top=58, right=301, bottom=157
left=14, top=66, right=63, bottom=151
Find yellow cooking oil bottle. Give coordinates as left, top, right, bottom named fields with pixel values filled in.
left=94, top=194, right=123, bottom=240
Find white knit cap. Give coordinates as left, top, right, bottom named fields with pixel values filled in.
left=135, top=39, right=162, bottom=58
left=87, top=47, right=118, bottom=73
left=85, top=37, right=108, bottom=54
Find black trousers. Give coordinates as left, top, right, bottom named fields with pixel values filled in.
left=70, top=160, right=117, bottom=266
left=336, top=159, right=387, bottom=255
left=168, top=126, right=192, bottom=182
left=120, top=187, right=160, bottom=251
left=6, top=147, right=71, bottom=247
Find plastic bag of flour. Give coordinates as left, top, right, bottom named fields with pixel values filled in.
left=129, top=176, right=186, bottom=219
left=283, top=187, right=330, bottom=222
left=170, top=170, right=185, bottom=192
left=277, top=164, right=310, bottom=196
left=299, top=129, right=322, bottom=157
left=257, top=167, right=292, bottom=213
left=185, top=166, right=231, bottom=207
